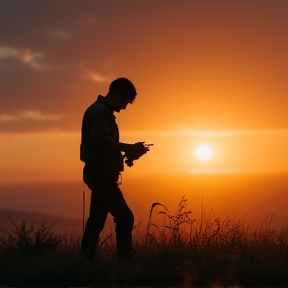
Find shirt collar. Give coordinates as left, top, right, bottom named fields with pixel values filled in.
left=97, top=95, right=112, bottom=112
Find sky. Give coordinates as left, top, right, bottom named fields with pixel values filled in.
left=0, top=0, right=287, bottom=228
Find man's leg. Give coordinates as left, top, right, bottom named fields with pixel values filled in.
left=107, top=183, right=134, bottom=259
left=81, top=190, right=108, bottom=259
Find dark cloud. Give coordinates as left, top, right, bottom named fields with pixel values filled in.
left=1, top=0, right=288, bottom=132
left=0, top=1, right=114, bottom=132
left=0, top=1, right=148, bottom=132
left=0, top=0, right=143, bottom=63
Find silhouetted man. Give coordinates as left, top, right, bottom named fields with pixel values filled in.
left=80, top=77, right=148, bottom=260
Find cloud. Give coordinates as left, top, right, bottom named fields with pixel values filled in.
left=0, top=110, right=64, bottom=122
left=0, top=46, right=46, bottom=70
left=189, top=167, right=288, bottom=174
left=84, top=70, right=112, bottom=83
left=122, top=129, right=288, bottom=138
left=78, top=16, right=95, bottom=25
left=47, top=30, right=70, bottom=39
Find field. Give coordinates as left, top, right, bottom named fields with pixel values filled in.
left=1, top=197, right=288, bottom=287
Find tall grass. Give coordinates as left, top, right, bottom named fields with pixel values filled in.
left=1, top=196, right=287, bottom=287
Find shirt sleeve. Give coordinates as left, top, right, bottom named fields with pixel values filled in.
left=89, top=109, right=109, bottom=140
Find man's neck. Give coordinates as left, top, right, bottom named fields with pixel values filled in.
left=98, top=94, right=114, bottom=112
left=102, top=93, right=115, bottom=111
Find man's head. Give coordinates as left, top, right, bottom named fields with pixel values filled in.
left=107, top=78, right=137, bottom=112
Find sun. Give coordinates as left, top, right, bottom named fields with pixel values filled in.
left=196, top=145, right=213, bottom=161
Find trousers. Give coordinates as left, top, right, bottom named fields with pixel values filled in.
left=81, top=164, right=134, bottom=259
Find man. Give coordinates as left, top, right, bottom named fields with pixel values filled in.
left=80, top=77, right=148, bottom=260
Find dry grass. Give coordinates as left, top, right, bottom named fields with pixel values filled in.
left=0, top=196, right=288, bottom=287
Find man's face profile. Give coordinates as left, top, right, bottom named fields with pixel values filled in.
left=113, top=92, right=130, bottom=112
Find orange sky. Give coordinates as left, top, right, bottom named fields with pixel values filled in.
left=0, top=0, right=287, bottom=228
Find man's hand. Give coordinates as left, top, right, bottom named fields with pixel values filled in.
left=124, top=142, right=152, bottom=167
left=131, top=142, right=149, bottom=156
left=126, top=142, right=148, bottom=161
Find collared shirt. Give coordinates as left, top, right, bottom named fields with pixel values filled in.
left=80, top=95, right=123, bottom=173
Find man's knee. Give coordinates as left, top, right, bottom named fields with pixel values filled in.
left=123, top=209, right=134, bottom=229
left=86, top=216, right=106, bottom=233
left=126, top=209, right=134, bottom=229
left=115, top=209, right=134, bottom=230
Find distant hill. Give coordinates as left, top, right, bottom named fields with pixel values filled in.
left=0, top=209, right=82, bottom=235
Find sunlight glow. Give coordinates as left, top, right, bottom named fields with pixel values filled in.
left=196, top=145, right=213, bottom=161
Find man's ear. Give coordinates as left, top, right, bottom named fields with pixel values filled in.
left=113, top=91, right=121, bottom=98
left=110, top=91, right=118, bottom=101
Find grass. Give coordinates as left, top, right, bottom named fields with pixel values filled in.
left=0, top=196, right=288, bottom=287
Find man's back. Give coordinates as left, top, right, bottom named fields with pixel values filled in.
left=80, top=95, right=123, bottom=174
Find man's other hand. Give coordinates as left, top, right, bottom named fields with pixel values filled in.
left=132, top=142, right=149, bottom=156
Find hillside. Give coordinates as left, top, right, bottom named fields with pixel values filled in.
left=0, top=209, right=82, bottom=235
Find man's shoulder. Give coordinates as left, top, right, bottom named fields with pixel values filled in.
left=90, top=101, right=108, bottom=111
left=86, top=98, right=109, bottom=115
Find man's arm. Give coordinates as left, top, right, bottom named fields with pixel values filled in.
left=90, top=109, right=146, bottom=154
left=94, top=136, right=147, bottom=156
left=93, top=135, right=133, bottom=153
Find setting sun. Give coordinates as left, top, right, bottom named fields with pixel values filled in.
left=1, top=1, right=288, bottom=286
left=196, top=145, right=213, bottom=161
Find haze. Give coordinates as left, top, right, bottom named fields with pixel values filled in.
left=0, top=0, right=287, bottom=231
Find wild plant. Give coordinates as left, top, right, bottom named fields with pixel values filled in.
left=0, top=196, right=287, bottom=287
left=145, top=195, right=195, bottom=248
left=0, top=217, right=62, bottom=257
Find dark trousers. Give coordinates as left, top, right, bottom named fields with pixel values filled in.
left=81, top=164, right=134, bottom=259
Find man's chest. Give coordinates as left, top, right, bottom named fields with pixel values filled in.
left=109, top=114, right=119, bottom=140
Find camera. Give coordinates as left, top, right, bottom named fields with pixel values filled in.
left=124, top=143, right=153, bottom=167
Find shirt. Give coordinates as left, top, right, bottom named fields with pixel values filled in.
left=80, top=95, right=124, bottom=173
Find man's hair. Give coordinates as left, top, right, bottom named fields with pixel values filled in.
left=108, top=77, right=137, bottom=103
